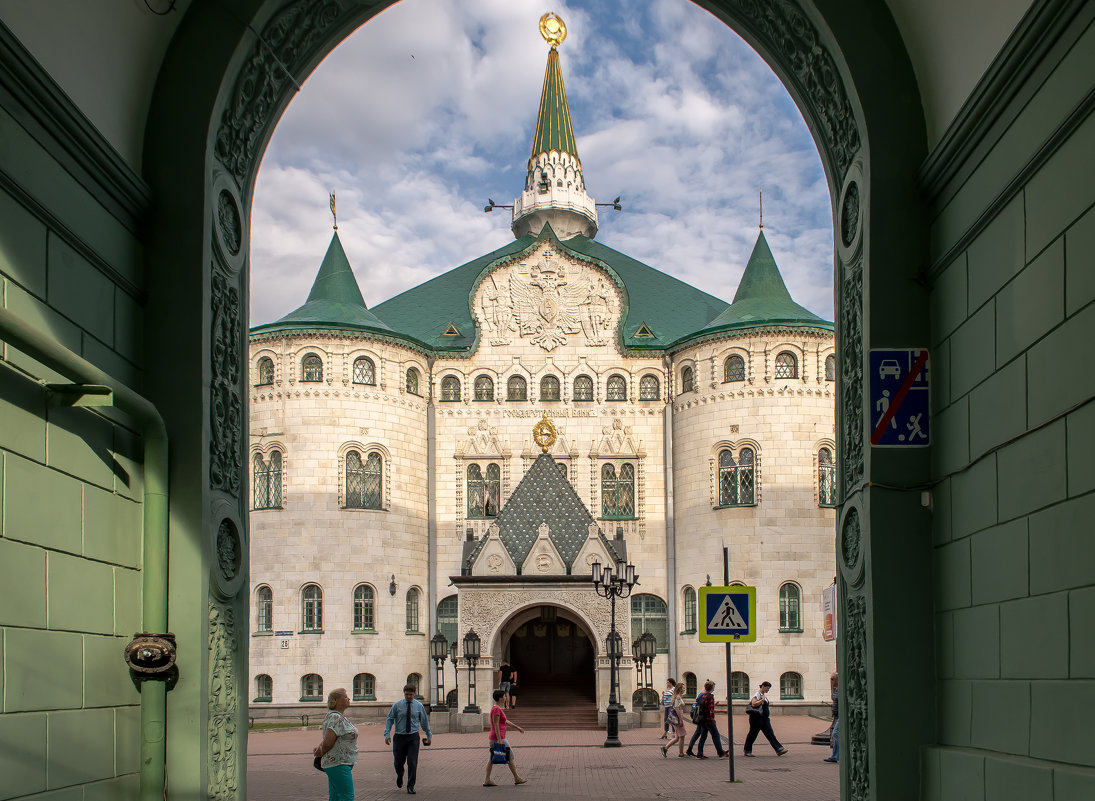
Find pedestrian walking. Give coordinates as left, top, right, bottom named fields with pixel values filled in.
left=499, top=660, right=517, bottom=709
left=660, top=681, right=688, bottom=757
left=384, top=683, right=433, bottom=794
left=824, top=672, right=839, bottom=763
left=313, top=688, right=358, bottom=801
left=659, top=677, right=676, bottom=739
left=686, top=679, right=727, bottom=759
left=483, top=689, right=528, bottom=786
left=743, top=681, right=787, bottom=757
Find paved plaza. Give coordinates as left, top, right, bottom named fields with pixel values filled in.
left=247, top=714, right=839, bottom=800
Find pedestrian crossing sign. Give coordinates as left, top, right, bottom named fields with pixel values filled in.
left=698, top=586, right=757, bottom=643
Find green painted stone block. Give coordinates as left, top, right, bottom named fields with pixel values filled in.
left=937, top=748, right=985, bottom=801
left=113, top=289, right=144, bottom=365
left=1001, top=593, right=1068, bottom=679
left=115, top=566, right=141, bottom=636
left=111, top=426, right=144, bottom=501
left=949, top=301, right=996, bottom=400
left=1055, top=767, right=1095, bottom=801
left=953, top=605, right=999, bottom=678
left=932, top=477, right=953, bottom=546
left=937, top=611, right=955, bottom=678
left=47, top=551, right=114, bottom=635
left=1025, top=110, right=1095, bottom=261
left=81, top=335, right=141, bottom=391
left=1029, top=493, right=1095, bottom=593
left=4, top=454, right=82, bottom=552
left=17, top=788, right=82, bottom=801
left=46, top=233, right=114, bottom=346
left=970, top=680, right=1030, bottom=754
left=932, top=339, right=952, bottom=414
left=1069, top=587, right=1095, bottom=678
left=83, top=485, right=141, bottom=567
left=984, top=757, right=1052, bottom=801
left=932, top=396, right=969, bottom=478
left=937, top=679, right=971, bottom=746
left=1030, top=680, right=1095, bottom=767
left=934, top=538, right=971, bottom=610
left=931, top=254, right=968, bottom=346
left=84, top=774, right=139, bottom=801
left=1028, top=301, right=1095, bottom=426
left=0, top=539, right=46, bottom=627
left=951, top=454, right=997, bottom=539
left=997, top=420, right=1067, bottom=522
left=0, top=358, right=47, bottom=462
left=1067, top=400, right=1095, bottom=497
left=1065, top=204, right=1095, bottom=315
left=969, top=357, right=1026, bottom=459
left=967, top=196, right=1025, bottom=312
left=996, top=238, right=1063, bottom=367
left=115, top=705, right=141, bottom=776
left=4, top=281, right=82, bottom=383
left=0, top=189, right=47, bottom=299
left=921, top=746, right=942, bottom=799
left=46, top=404, right=116, bottom=491
left=84, top=635, right=139, bottom=707
left=970, top=519, right=1029, bottom=604
left=47, top=707, right=115, bottom=788
left=4, top=628, right=82, bottom=712
left=0, top=711, right=47, bottom=799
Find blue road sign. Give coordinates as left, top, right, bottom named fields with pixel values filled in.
left=698, top=586, right=756, bottom=643
left=869, top=349, right=930, bottom=447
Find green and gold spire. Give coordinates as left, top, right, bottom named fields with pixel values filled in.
left=530, top=14, right=580, bottom=168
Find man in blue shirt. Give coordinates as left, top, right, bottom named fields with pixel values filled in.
left=384, top=684, right=433, bottom=794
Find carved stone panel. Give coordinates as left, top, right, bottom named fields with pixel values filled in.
left=207, top=598, right=240, bottom=800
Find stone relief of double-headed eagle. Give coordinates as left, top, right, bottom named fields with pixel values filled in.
left=508, top=258, right=589, bottom=351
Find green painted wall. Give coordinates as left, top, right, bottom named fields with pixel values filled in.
left=924, top=7, right=1095, bottom=800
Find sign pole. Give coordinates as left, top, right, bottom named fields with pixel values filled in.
left=724, top=546, right=736, bottom=782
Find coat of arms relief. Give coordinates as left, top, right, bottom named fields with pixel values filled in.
left=478, top=246, right=617, bottom=350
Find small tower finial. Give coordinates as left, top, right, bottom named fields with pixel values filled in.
left=539, top=12, right=567, bottom=48
left=759, top=188, right=763, bottom=230
left=329, top=191, right=338, bottom=231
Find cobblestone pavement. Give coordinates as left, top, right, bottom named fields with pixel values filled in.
left=247, top=713, right=839, bottom=800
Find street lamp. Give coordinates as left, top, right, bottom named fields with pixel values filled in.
left=430, top=630, right=449, bottom=711
left=462, top=629, right=481, bottom=714
left=639, top=631, right=657, bottom=710
left=631, top=638, right=642, bottom=703
left=591, top=557, right=637, bottom=747
left=449, top=640, right=459, bottom=710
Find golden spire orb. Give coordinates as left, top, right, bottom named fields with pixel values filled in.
left=539, top=12, right=567, bottom=48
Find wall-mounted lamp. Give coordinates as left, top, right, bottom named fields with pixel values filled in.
left=389, top=575, right=397, bottom=596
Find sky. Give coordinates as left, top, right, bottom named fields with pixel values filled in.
left=249, top=0, right=835, bottom=327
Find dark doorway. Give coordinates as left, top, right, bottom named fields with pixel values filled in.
left=507, top=612, right=595, bottom=708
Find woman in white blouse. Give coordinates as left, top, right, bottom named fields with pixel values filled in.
left=314, top=688, right=359, bottom=800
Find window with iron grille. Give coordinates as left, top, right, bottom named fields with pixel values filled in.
left=406, top=367, right=420, bottom=395
left=684, top=672, right=697, bottom=698
left=639, top=374, right=659, bottom=400
left=301, top=585, right=323, bottom=632
left=825, top=354, right=836, bottom=381
left=683, top=586, right=697, bottom=633
left=681, top=366, right=694, bottom=393
left=254, top=674, right=272, bottom=702
left=606, top=374, right=627, bottom=400
left=437, top=596, right=458, bottom=646
left=724, top=354, right=746, bottom=382
left=573, top=375, right=594, bottom=401
left=406, top=588, right=420, bottom=633
left=345, top=451, right=383, bottom=509
left=717, top=447, right=756, bottom=506
left=630, top=594, right=668, bottom=652
left=780, top=671, right=803, bottom=699
left=353, top=584, right=375, bottom=631
left=818, top=448, right=837, bottom=507
left=252, top=451, right=282, bottom=510
left=601, top=463, right=635, bottom=519
left=302, top=354, right=323, bottom=382
left=731, top=671, right=750, bottom=699
left=540, top=375, right=560, bottom=400
left=507, top=375, right=527, bottom=401
left=440, top=375, right=461, bottom=401
left=466, top=463, right=500, bottom=518
left=257, top=357, right=274, bottom=385
left=353, top=356, right=376, bottom=385
left=779, top=583, right=802, bottom=631
left=353, top=673, right=376, bottom=701
left=256, top=586, right=273, bottom=632
left=774, top=351, right=798, bottom=379
left=474, top=375, right=494, bottom=401
left=300, top=674, right=323, bottom=701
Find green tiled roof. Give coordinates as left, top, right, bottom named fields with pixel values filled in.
left=531, top=47, right=579, bottom=164
left=699, top=230, right=832, bottom=334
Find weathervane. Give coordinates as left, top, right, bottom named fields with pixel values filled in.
left=539, top=12, right=567, bottom=48
left=330, top=191, right=338, bottom=231
left=532, top=412, right=558, bottom=453
left=759, top=188, right=763, bottom=230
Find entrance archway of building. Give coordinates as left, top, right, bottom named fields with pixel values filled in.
left=492, top=604, right=598, bottom=706
left=145, top=3, right=929, bottom=800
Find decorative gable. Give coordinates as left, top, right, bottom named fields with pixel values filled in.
left=521, top=523, right=567, bottom=575
left=471, top=523, right=517, bottom=576
left=590, top=417, right=644, bottom=458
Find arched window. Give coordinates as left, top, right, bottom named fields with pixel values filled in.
left=724, top=354, right=745, bottom=382
left=683, top=587, right=697, bottom=633
left=507, top=375, right=527, bottom=401
left=730, top=671, right=750, bottom=699
left=257, top=356, right=274, bottom=385
left=558, top=463, right=568, bottom=481
left=405, top=588, right=420, bottom=633
left=717, top=447, right=756, bottom=507
left=437, top=596, right=458, bottom=646
left=301, top=584, right=323, bottom=632
left=639, top=374, right=660, bottom=400
left=474, top=375, right=494, bottom=401
left=818, top=448, right=837, bottom=507
left=780, top=671, right=803, bottom=700
left=353, top=673, right=376, bottom=701
left=681, top=366, right=694, bottom=393
left=345, top=451, right=383, bottom=509
left=684, top=672, right=697, bottom=698
left=540, top=375, right=560, bottom=400
left=252, top=451, right=282, bottom=509
left=406, top=367, right=420, bottom=395
left=353, top=356, right=375, bottom=385
left=606, top=374, right=627, bottom=400
left=301, top=353, right=323, bottom=382
left=353, top=584, right=375, bottom=631
left=255, top=586, right=273, bottom=633
left=630, top=594, right=668, bottom=652
left=601, top=463, right=635, bottom=519
left=779, top=583, right=802, bottom=632
left=573, top=375, right=594, bottom=401
left=440, top=375, right=461, bottom=401
left=467, top=463, right=500, bottom=518
left=254, top=674, right=273, bottom=702
left=825, top=354, right=836, bottom=381
left=774, top=351, right=798, bottom=379
left=300, top=674, right=323, bottom=702
left=406, top=673, right=422, bottom=699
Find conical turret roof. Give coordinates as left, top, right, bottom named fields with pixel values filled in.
left=530, top=47, right=580, bottom=166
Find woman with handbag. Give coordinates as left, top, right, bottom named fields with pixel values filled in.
left=660, top=681, right=689, bottom=757
left=313, top=688, right=358, bottom=801
left=484, top=688, right=528, bottom=786
left=743, top=680, right=788, bottom=757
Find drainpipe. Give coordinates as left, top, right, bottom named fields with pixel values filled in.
left=662, top=356, right=677, bottom=679
left=0, top=307, right=171, bottom=801
left=426, top=357, right=438, bottom=692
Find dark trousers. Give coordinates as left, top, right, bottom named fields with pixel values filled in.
left=688, top=721, right=726, bottom=756
left=744, top=713, right=784, bottom=753
left=392, top=733, right=421, bottom=788
left=663, top=706, right=672, bottom=733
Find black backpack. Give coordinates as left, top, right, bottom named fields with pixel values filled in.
left=690, top=692, right=705, bottom=724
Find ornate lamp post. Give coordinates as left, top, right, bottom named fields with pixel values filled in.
left=430, top=631, right=449, bottom=711
left=631, top=637, right=643, bottom=704
left=592, top=558, right=637, bottom=747
left=462, top=629, right=481, bottom=714
left=449, top=640, right=459, bottom=711
left=639, top=631, right=658, bottom=709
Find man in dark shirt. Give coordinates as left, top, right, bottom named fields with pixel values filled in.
left=499, top=660, right=517, bottom=709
